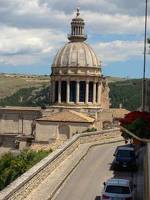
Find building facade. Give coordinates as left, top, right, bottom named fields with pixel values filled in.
left=0, top=9, right=112, bottom=147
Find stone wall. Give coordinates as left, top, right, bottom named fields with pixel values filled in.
left=0, top=109, right=42, bottom=135
left=0, top=128, right=121, bottom=200
left=96, top=111, right=113, bottom=129
left=35, top=121, right=58, bottom=142
left=35, top=121, right=93, bottom=142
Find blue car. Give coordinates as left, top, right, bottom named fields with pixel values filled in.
left=113, top=146, right=137, bottom=171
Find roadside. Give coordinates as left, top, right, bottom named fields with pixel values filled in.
left=24, top=138, right=123, bottom=200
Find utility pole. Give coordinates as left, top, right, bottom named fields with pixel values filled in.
left=142, top=0, right=148, bottom=111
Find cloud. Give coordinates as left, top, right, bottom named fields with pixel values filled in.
left=0, top=0, right=149, bottom=72
left=93, top=40, right=144, bottom=65
left=0, top=0, right=149, bottom=34
left=0, top=26, right=65, bottom=65
left=84, top=11, right=149, bottom=35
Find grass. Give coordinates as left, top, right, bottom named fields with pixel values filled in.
left=0, top=74, right=49, bottom=99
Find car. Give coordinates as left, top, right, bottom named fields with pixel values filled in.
left=112, top=146, right=137, bottom=171
left=102, top=178, right=135, bottom=200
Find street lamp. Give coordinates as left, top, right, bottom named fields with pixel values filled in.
left=142, top=0, right=148, bottom=111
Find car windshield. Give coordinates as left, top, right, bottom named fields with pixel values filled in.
left=117, top=150, right=134, bottom=158
left=105, top=185, right=130, bottom=194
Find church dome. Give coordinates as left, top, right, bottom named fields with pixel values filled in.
left=52, top=8, right=101, bottom=69
left=50, top=9, right=109, bottom=110
left=52, top=42, right=100, bottom=68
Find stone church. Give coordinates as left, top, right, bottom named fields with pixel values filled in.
left=0, top=9, right=122, bottom=148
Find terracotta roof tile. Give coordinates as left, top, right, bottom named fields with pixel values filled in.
left=37, top=110, right=95, bottom=123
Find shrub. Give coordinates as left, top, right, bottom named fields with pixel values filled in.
left=0, top=149, right=52, bottom=190
left=119, top=111, right=150, bottom=139
left=83, top=127, right=97, bottom=133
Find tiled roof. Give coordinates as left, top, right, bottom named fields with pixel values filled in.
left=37, top=110, right=95, bottom=123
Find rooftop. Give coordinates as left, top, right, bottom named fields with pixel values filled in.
left=36, top=110, right=95, bottom=123
left=0, top=106, right=41, bottom=112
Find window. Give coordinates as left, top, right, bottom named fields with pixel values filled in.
left=61, top=81, right=67, bottom=102
left=70, top=81, right=76, bottom=102
left=88, top=82, right=93, bottom=102
left=105, top=185, right=130, bottom=194
left=55, top=81, right=58, bottom=102
left=79, top=81, right=85, bottom=102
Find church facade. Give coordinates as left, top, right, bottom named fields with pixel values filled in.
left=0, top=10, right=113, bottom=148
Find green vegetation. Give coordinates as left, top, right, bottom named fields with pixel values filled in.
left=0, top=149, right=52, bottom=190
left=0, top=86, right=50, bottom=107
left=0, top=74, right=144, bottom=111
left=109, top=79, right=142, bottom=111
left=83, top=127, right=97, bottom=132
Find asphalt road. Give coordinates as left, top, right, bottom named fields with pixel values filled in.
left=53, top=141, right=125, bottom=200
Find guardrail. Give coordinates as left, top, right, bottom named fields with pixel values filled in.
left=0, top=128, right=120, bottom=200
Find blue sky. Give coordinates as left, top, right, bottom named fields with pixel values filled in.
left=0, top=0, right=150, bottom=78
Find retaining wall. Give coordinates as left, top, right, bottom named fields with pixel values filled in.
left=0, top=128, right=120, bottom=200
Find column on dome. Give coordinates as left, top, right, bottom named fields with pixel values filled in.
left=67, top=80, right=70, bottom=103
left=85, top=81, right=89, bottom=104
left=97, top=82, right=101, bottom=104
left=58, top=81, right=61, bottom=103
left=77, top=26, right=78, bottom=35
left=93, top=82, right=96, bottom=104
left=52, top=81, right=55, bottom=103
left=76, top=81, right=79, bottom=103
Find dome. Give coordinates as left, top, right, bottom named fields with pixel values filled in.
left=52, top=42, right=100, bottom=68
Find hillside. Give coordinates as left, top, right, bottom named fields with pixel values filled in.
left=109, top=79, right=142, bottom=111
left=0, top=74, right=49, bottom=99
left=0, top=74, right=143, bottom=111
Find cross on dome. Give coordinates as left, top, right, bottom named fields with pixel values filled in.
left=76, top=8, right=80, bottom=17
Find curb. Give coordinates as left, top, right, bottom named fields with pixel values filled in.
left=49, top=138, right=123, bottom=200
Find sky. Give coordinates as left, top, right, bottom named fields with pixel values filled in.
left=0, top=0, right=150, bottom=78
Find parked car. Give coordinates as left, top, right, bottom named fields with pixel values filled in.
left=102, top=178, right=135, bottom=200
left=112, top=146, right=137, bottom=171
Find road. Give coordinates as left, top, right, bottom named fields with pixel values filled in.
left=52, top=142, right=125, bottom=200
